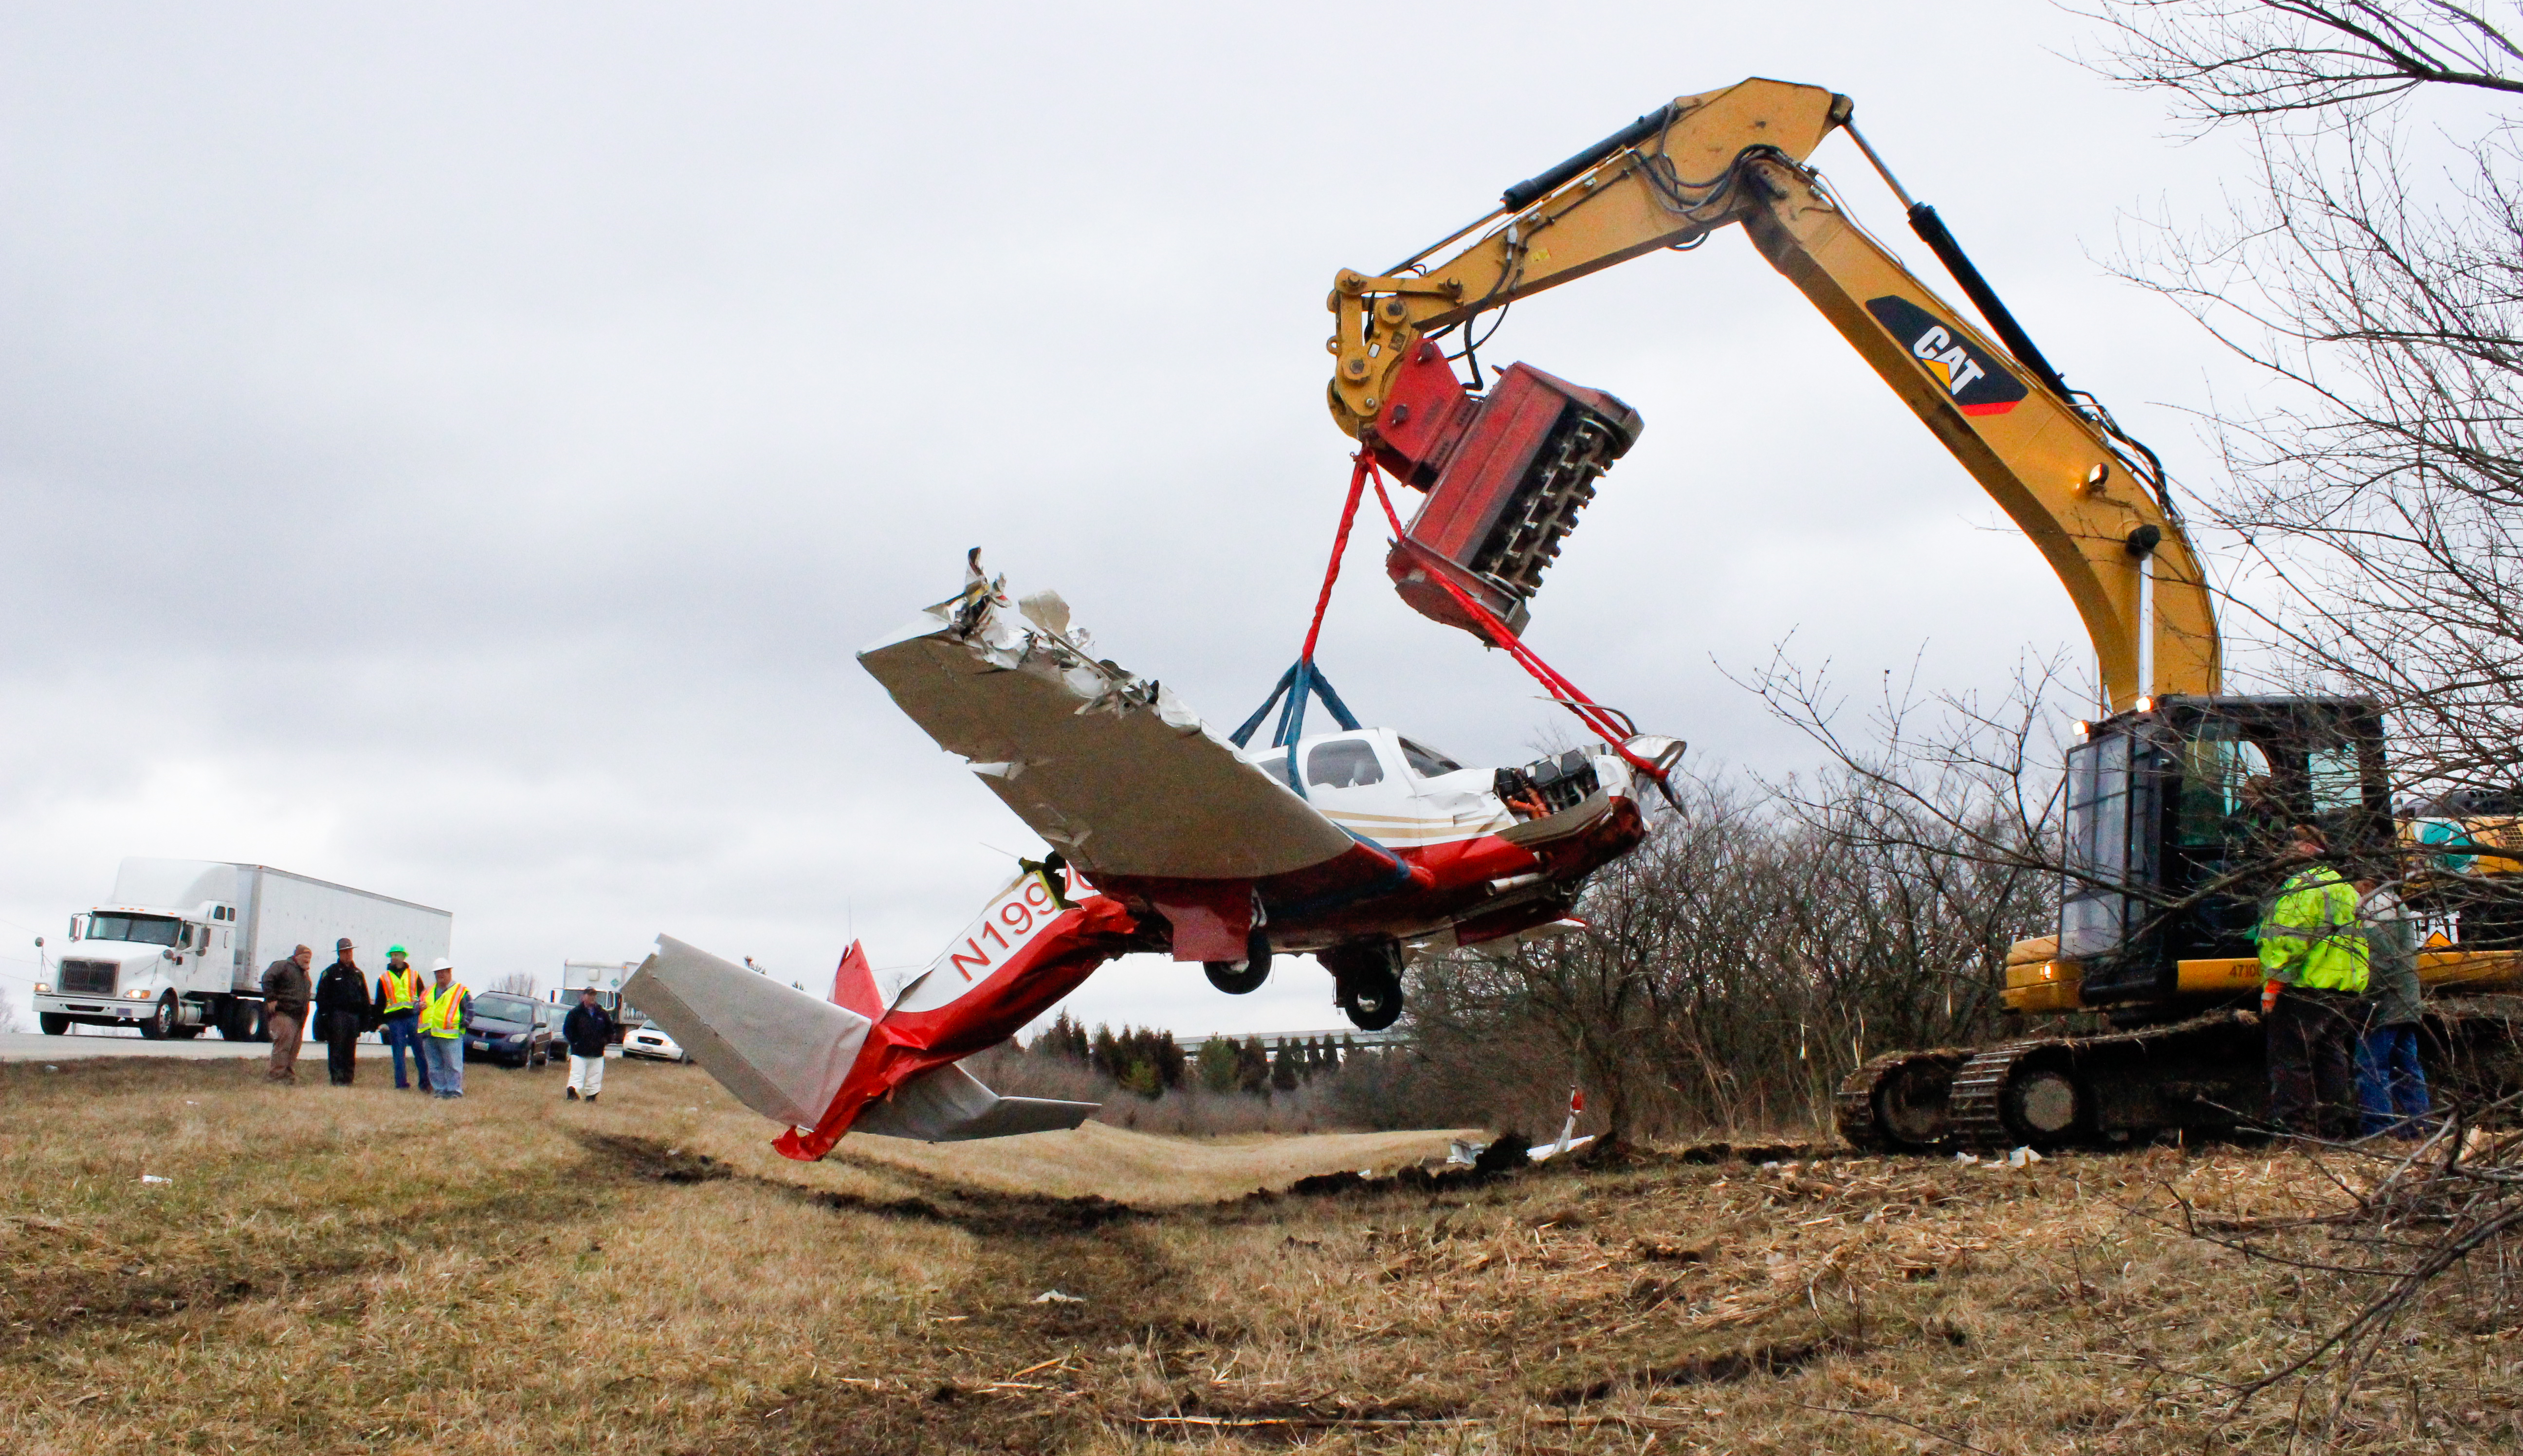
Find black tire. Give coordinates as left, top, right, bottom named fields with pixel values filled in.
left=1323, top=940, right=1406, bottom=1032
left=39, top=1013, right=68, bottom=1036
left=137, top=993, right=177, bottom=1040
left=1340, top=971, right=1404, bottom=1032
left=218, top=1002, right=259, bottom=1041
left=1204, top=928, right=1273, bottom=995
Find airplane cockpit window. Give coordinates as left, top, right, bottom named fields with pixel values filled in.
left=1398, top=738, right=1464, bottom=779
left=1252, top=755, right=1293, bottom=789
left=1306, top=738, right=1386, bottom=789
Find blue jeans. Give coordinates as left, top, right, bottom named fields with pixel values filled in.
left=422, top=1035, right=465, bottom=1098
left=381, top=1014, right=431, bottom=1090
left=2355, top=1023, right=2432, bottom=1138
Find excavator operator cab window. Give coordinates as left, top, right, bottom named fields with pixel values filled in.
left=1306, top=738, right=1386, bottom=789
left=2174, top=723, right=2273, bottom=851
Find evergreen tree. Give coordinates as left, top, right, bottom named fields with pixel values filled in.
left=1270, top=1040, right=1302, bottom=1093
left=1235, top=1036, right=1271, bottom=1095
left=1196, top=1037, right=1239, bottom=1094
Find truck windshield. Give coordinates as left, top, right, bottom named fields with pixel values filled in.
left=87, top=913, right=182, bottom=946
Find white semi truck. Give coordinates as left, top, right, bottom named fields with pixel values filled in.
left=34, top=858, right=452, bottom=1040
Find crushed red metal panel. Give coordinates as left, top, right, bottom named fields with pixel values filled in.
left=1365, top=344, right=1642, bottom=639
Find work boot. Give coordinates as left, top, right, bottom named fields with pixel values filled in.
left=566, top=1087, right=579, bottom=1101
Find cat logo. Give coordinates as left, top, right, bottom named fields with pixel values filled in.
left=1865, top=296, right=2028, bottom=418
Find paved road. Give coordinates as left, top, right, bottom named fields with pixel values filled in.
left=0, top=1030, right=399, bottom=1062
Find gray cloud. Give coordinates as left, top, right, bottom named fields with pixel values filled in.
left=0, top=2, right=2258, bottom=1036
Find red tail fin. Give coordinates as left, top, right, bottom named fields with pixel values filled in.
left=830, top=940, right=883, bottom=1020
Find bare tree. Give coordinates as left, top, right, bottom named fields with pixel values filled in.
left=491, top=972, right=537, bottom=997
left=2081, top=2, right=2523, bottom=809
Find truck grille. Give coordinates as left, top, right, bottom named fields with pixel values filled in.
left=58, top=959, right=118, bottom=995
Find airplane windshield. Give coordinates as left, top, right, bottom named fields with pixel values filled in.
left=1398, top=739, right=1463, bottom=778
left=87, top=913, right=182, bottom=946
left=1307, top=739, right=1385, bottom=788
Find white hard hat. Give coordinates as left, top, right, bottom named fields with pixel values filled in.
left=431, top=957, right=454, bottom=972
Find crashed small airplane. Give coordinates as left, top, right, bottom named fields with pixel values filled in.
left=624, top=554, right=1679, bottom=1159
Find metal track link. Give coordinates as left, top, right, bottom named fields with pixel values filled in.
left=1944, top=1041, right=2045, bottom=1149
left=1834, top=1048, right=1971, bottom=1152
left=1833, top=1052, right=1908, bottom=1152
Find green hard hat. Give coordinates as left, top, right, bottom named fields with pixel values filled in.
left=387, top=945, right=407, bottom=956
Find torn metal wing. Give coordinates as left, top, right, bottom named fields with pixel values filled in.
left=858, top=578, right=1357, bottom=881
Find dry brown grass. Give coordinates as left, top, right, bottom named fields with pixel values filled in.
left=3, top=1054, right=2518, bottom=1454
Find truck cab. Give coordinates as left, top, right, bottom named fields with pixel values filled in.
left=38, top=898, right=238, bottom=1039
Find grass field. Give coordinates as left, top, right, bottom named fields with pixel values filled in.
left=2, top=1054, right=2516, bottom=1454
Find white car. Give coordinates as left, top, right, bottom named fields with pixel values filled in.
left=622, top=1025, right=690, bottom=1063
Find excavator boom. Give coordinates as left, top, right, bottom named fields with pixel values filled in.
left=1330, top=77, right=2219, bottom=712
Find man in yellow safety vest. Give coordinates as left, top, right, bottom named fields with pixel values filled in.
left=2257, top=823, right=2372, bottom=1139
left=374, top=946, right=432, bottom=1092
left=416, top=958, right=472, bottom=1100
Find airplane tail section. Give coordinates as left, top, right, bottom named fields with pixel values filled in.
left=628, top=935, right=868, bottom=1128
left=830, top=940, right=883, bottom=1020
left=624, top=883, right=1137, bottom=1161
left=849, top=1061, right=1098, bottom=1142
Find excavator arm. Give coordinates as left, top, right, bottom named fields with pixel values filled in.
left=1328, top=77, right=2219, bottom=710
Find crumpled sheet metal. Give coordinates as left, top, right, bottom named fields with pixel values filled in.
left=624, top=933, right=1097, bottom=1146
left=626, top=935, right=867, bottom=1128
left=859, top=564, right=1357, bottom=881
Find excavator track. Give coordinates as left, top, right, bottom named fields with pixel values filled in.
left=1834, top=1049, right=1970, bottom=1151
left=1943, top=1041, right=2051, bottom=1149
left=1838, top=1010, right=2274, bottom=1153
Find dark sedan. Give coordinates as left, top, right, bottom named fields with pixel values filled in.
left=463, top=992, right=554, bottom=1069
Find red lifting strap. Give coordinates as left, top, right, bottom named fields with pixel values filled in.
left=1301, top=452, right=1374, bottom=664
left=1359, top=455, right=1672, bottom=788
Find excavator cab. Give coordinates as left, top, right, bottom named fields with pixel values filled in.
left=2062, top=694, right=2391, bottom=1006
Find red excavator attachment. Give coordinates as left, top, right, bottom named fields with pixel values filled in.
left=1365, top=341, right=1641, bottom=638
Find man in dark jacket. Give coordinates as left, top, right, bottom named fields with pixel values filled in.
left=561, top=987, right=615, bottom=1103
left=2354, top=878, right=2432, bottom=1138
left=313, top=938, right=374, bottom=1087
left=259, top=945, right=313, bottom=1083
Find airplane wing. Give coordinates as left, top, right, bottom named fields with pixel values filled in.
left=858, top=561, right=1357, bottom=881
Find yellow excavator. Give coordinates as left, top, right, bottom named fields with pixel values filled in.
left=1326, top=78, right=2523, bottom=1147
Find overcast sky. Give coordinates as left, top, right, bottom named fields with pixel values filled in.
left=0, top=1, right=2285, bottom=1037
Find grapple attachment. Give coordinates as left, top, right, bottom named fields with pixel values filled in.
left=1366, top=341, right=1641, bottom=638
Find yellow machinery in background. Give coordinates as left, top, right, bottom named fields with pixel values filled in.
left=1326, top=78, right=2523, bottom=1147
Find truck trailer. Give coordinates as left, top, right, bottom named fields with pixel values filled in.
left=34, top=858, right=452, bottom=1040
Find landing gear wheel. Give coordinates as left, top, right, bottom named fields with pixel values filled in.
left=39, top=1013, right=68, bottom=1036
left=138, top=992, right=178, bottom=1040
left=1204, top=928, right=1272, bottom=995
left=1341, top=971, right=1403, bottom=1031
left=1323, top=941, right=1406, bottom=1032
